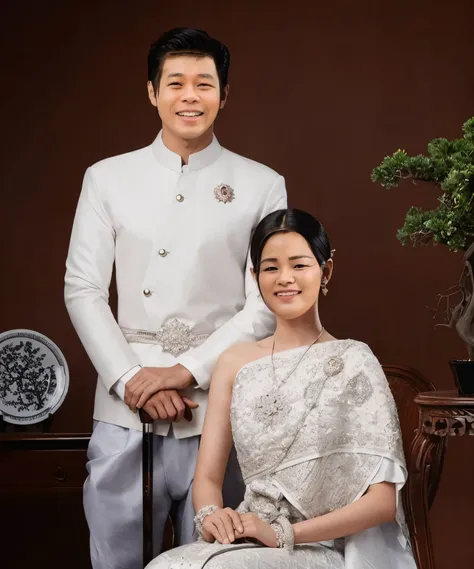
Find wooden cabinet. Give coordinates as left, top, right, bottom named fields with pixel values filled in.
left=0, top=433, right=92, bottom=569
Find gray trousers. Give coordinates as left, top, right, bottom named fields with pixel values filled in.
left=84, top=421, right=244, bottom=569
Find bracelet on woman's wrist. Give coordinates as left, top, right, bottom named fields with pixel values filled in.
left=194, top=505, right=219, bottom=538
left=270, top=517, right=295, bottom=550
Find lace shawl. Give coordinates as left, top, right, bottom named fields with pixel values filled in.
left=230, top=340, right=408, bottom=538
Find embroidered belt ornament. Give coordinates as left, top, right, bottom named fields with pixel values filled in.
left=214, top=183, right=235, bottom=203
left=155, top=319, right=208, bottom=356
left=120, top=319, right=209, bottom=356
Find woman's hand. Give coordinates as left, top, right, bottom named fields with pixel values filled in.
left=202, top=507, right=244, bottom=544
left=240, top=513, right=278, bottom=548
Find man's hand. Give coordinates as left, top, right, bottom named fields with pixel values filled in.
left=142, top=390, right=199, bottom=422
left=125, top=364, right=194, bottom=412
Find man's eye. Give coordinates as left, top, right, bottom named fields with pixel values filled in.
left=168, top=82, right=181, bottom=87
left=198, top=83, right=212, bottom=88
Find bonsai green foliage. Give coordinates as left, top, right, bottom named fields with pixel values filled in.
left=371, top=117, right=474, bottom=252
left=371, top=118, right=474, bottom=359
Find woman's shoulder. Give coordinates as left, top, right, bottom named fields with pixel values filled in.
left=339, top=339, right=378, bottom=361
left=337, top=339, right=385, bottom=376
left=216, top=338, right=272, bottom=376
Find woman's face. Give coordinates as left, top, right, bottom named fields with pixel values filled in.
left=255, top=231, right=330, bottom=320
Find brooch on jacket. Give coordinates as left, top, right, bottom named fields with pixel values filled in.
left=214, top=183, right=235, bottom=204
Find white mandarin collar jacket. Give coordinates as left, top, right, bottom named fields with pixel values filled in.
left=65, top=131, right=287, bottom=436
left=152, top=130, right=222, bottom=172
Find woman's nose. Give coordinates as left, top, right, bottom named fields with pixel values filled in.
left=278, top=269, right=295, bottom=284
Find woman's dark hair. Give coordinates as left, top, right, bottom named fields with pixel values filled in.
left=250, top=209, right=332, bottom=280
left=147, top=27, right=230, bottom=98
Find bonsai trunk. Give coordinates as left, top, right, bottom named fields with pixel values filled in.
left=454, top=240, right=474, bottom=360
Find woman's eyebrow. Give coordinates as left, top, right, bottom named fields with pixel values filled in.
left=288, top=255, right=313, bottom=260
left=261, top=255, right=313, bottom=264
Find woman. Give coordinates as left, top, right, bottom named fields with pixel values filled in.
left=148, top=209, right=416, bottom=568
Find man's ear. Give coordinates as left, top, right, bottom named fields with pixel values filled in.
left=220, top=84, right=230, bottom=109
left=147, top=81, right=158, bottom=107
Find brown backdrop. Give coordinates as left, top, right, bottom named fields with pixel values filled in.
left=1, top=0, right=473, bottom=566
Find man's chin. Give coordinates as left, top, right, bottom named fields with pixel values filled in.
left=175, top=120, right=216, bottom=140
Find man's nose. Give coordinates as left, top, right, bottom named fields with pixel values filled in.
left=181, top=85, right=199, bottom=102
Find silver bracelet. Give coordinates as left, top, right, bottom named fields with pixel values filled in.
left=194, top=505, right=218, bottom=537
left=270, top=517, right=295, bottom=550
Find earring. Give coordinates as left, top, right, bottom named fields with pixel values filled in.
left=321, top=277, right=329, bottom=296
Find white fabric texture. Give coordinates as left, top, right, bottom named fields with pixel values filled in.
left=84, top=421, right=244, bottom=569
left=113, top=365, right=142, bottom=399
left=148, top=340, right=417, bottom=569
left=345, top=457, right=416, bottom=569
left=64, top=131, right=287, bottom=435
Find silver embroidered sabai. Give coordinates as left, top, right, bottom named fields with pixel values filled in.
left=147, top=339, right=412, bottom=569
left=121, top=319, right=209, bottom=356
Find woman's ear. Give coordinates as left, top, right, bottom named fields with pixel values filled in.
left=323, top=258, right=334, bottom=284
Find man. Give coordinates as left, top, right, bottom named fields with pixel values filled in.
left=65, top=27, right=287, bottom=569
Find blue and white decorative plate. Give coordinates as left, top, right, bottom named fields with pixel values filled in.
left=0, top=329, right=69, bottom=425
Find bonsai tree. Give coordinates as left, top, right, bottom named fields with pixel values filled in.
left=371, top=117, right=474, bottom=359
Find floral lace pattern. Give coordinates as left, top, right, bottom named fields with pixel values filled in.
left=147, top=340, right=412, bottom=569
left=231, top=341, right=404, bottom=485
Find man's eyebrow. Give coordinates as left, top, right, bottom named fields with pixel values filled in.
left=166, top=72, right=215, bottom=79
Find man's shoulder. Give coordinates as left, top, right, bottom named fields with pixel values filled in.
left=220, top=146, right=282, bottom=182
left=88, top=144, right=152, bottom=177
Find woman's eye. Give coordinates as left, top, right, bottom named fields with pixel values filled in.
left=294, top=264, right=308, bottom=269
left=263, top=267, right=277, bottom=272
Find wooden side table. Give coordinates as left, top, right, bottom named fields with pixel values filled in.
left=0, top=433, right=91, bottom=569
left=408, top=390, right=474, bottom=569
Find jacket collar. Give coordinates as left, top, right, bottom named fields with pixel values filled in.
left=151, top=130, right=222, bottom=173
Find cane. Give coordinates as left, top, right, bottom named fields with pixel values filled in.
left=139, top=409, right=154, bottom=568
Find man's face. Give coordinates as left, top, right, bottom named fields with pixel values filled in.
left=148, top=55, right=227, bottom=141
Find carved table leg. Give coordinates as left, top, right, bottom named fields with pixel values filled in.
left=406, top=429, right=446, bottom=569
